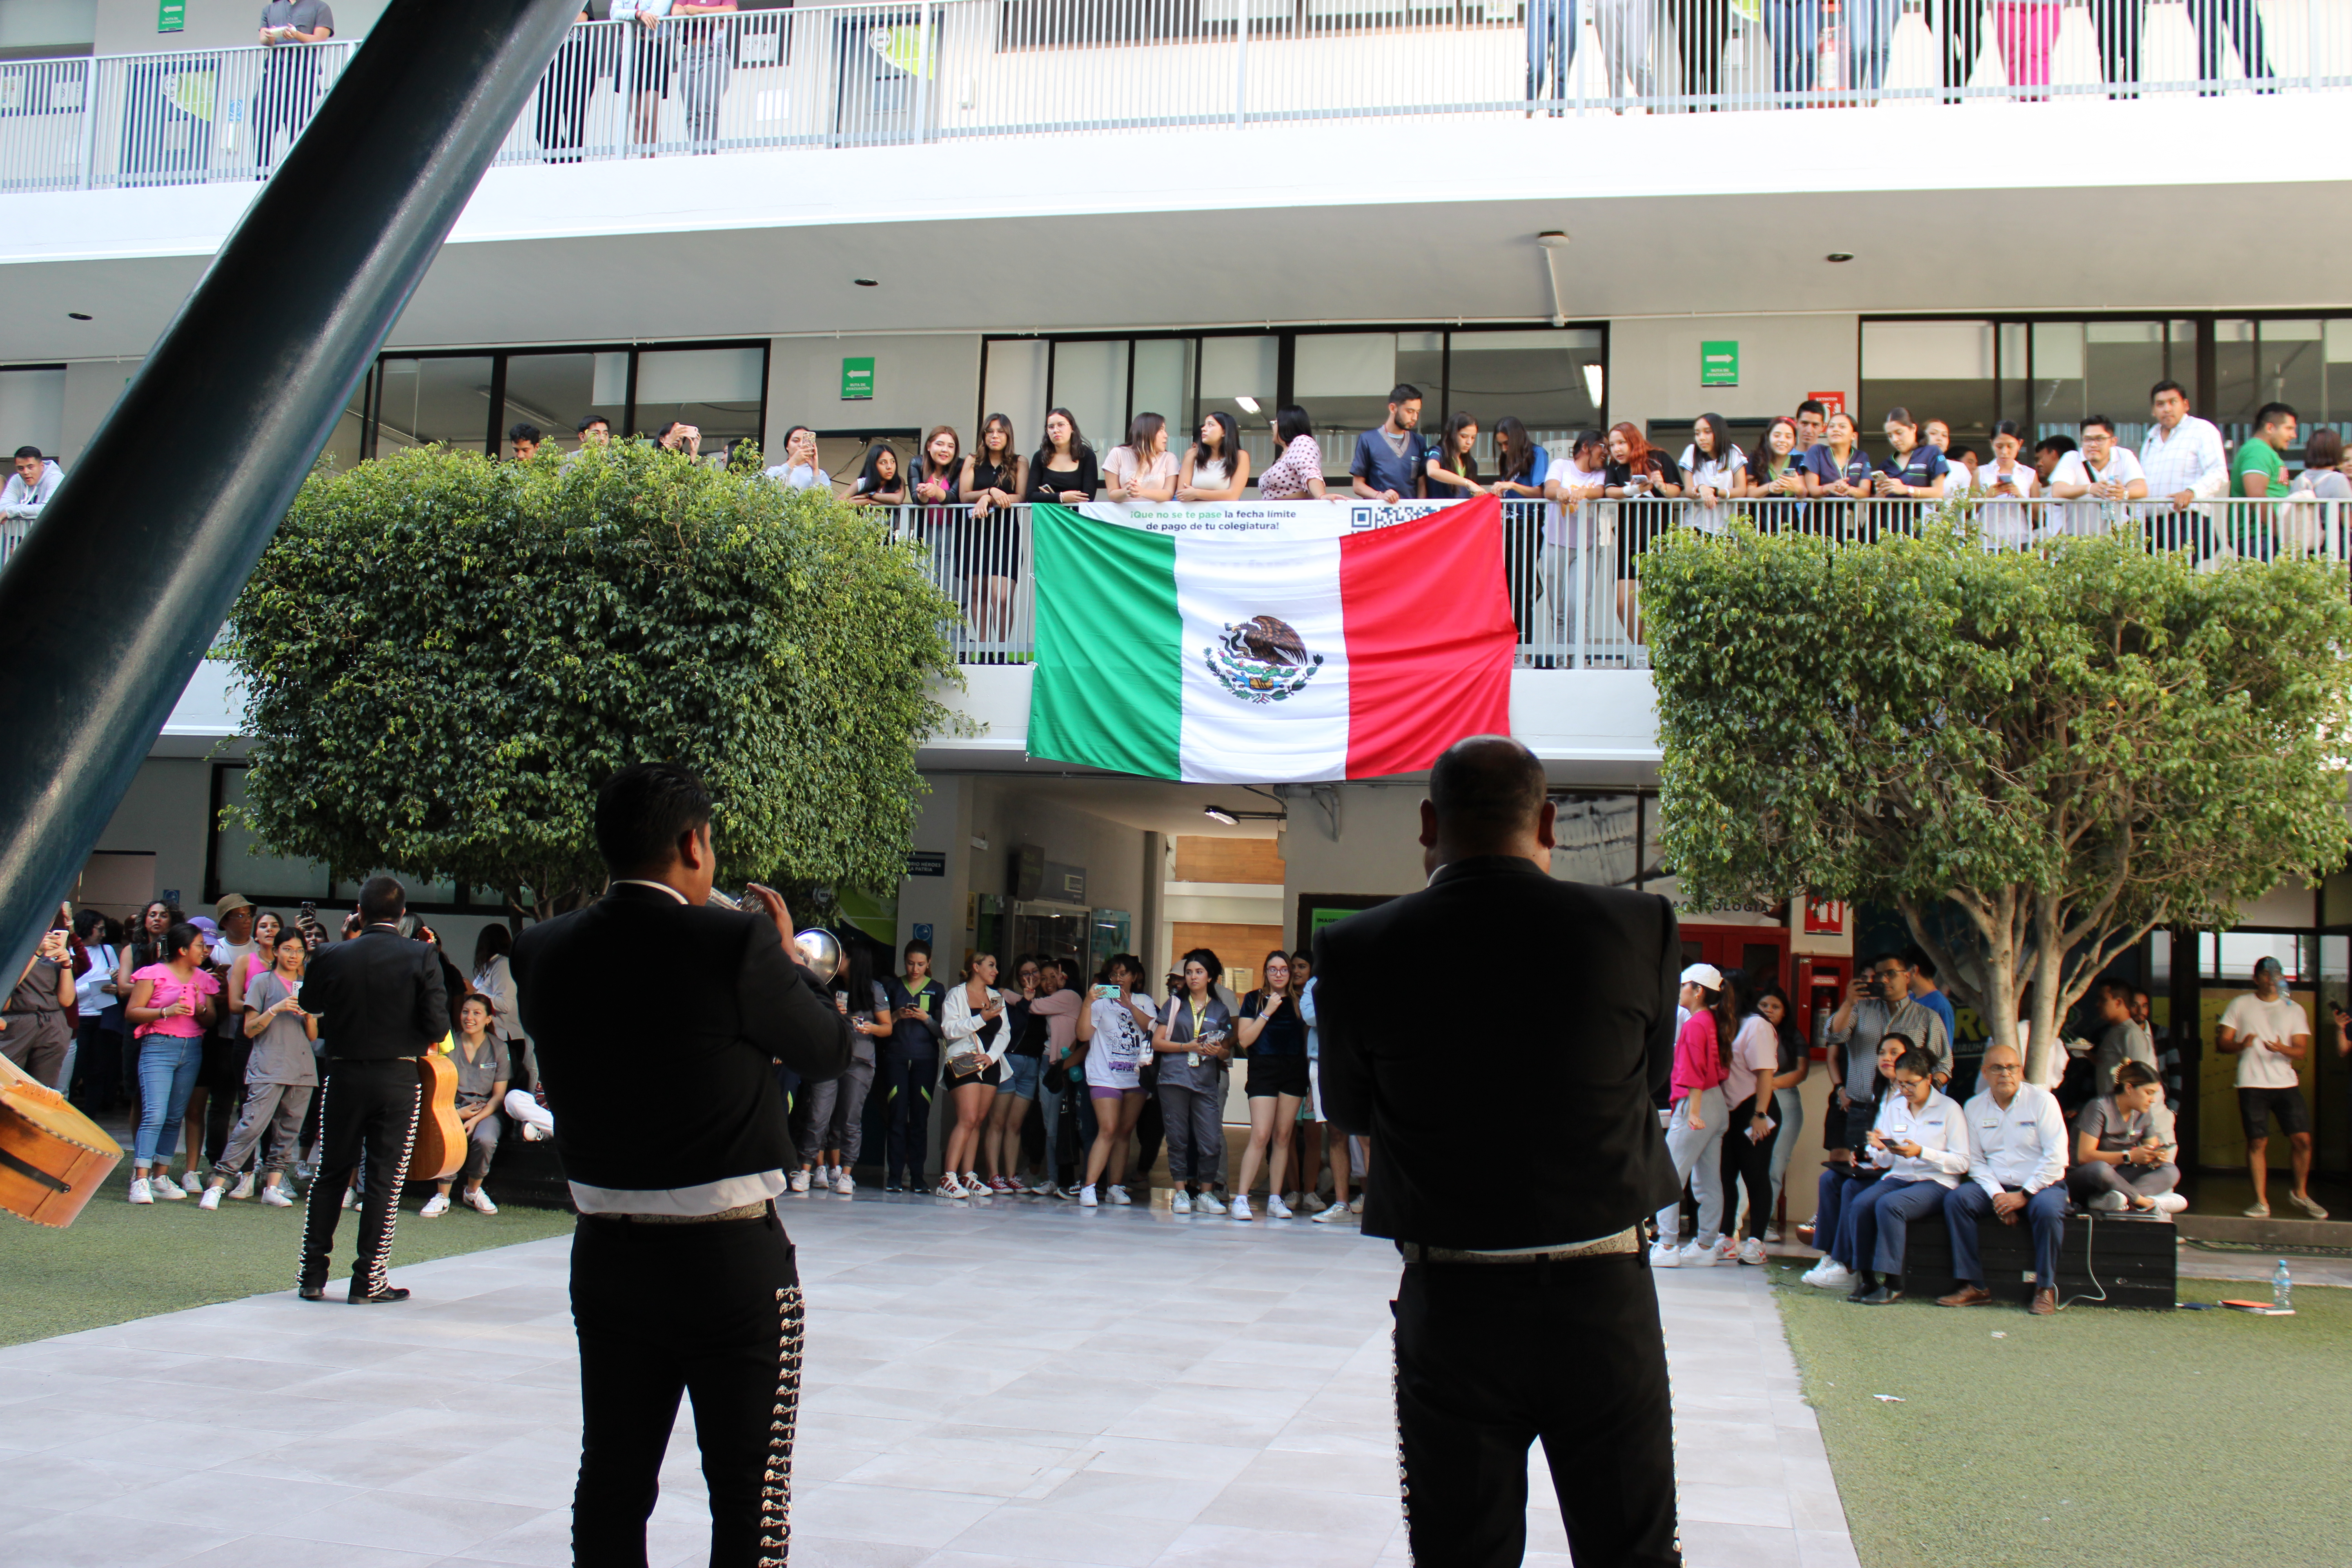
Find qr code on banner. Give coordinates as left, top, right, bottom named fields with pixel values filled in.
left=1348, top=504, right=1441, bottom=530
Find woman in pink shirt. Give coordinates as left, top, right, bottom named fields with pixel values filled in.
left=123, top=922, right=220, bottom=1203
left=1652, top=962, right=1735, bottom=1268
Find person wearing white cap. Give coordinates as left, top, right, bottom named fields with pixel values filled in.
left=1652, top=962, right=1734, bottom=1267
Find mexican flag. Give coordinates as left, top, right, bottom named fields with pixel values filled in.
left=1027, top=495, right=1515, bottom=783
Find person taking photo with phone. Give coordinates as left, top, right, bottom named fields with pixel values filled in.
left=198, top=926, right=318, bottom=1209
left=879, top=940, right=945, bottom=1193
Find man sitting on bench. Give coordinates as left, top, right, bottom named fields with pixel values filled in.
left=2066, top=1060, right=2187, bottom=1216
left=1938, top=1043, right=2068, bottom=1316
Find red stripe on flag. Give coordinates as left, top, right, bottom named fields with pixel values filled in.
left=1338, top=494, right=1516, bottom=779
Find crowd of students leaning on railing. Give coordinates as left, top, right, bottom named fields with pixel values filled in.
left=716, top=377, right=2352, bottom=531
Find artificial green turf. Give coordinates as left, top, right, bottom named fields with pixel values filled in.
left=0, top=1181, right=573, bottom=1347
left=1769, top=1265, right=2352, bottom=1568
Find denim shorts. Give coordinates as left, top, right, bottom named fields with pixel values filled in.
left=997, top=1050, right=1042, bottom=1099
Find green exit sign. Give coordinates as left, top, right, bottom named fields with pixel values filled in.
left=159, top=0, right=186, bottom=31
left=1700, top=340, right=1738, bottom=388
left=840, top=356, right=874, bottom=401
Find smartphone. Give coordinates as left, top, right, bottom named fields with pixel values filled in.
left=1092, top=984, right=1119, bottom=1002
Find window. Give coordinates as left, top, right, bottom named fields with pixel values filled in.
left=358, top=343, right=769, bottom=460
left=0, top=365, right=67, bottom=463
left=1446, top=328, right=1605, bottom=463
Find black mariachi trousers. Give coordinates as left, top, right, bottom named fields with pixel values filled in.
left=571, top=1207, right=804, bottom=1568
left=1393, top=1249, right=1681, bottom=1567
left=299, top=1058, right=420, bottom=1297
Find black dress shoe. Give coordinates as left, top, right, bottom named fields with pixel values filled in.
left=298, top=1284, right=326, bottom=1301
left=348, top=1286, right=411, bottom=1305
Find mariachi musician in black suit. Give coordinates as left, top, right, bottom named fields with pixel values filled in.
left=512, top=762, right=853, bottom=1568
left=1315, top=735, right=1685, bottom=1568
left=296, top=875, right=450, bottom=1304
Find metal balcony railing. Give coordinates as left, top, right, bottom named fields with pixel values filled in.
left=2, top=0, right=2345, bottom=192
left=878, top=495, right=2352, bottom=670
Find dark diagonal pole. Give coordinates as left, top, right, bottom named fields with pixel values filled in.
left=0, top=0, right=581, bottom=976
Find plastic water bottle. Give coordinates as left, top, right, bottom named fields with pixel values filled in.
left=2272, top=1259, right=2293, bottom=1311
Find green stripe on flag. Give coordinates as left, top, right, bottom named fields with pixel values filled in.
left=1029, top=505, right=1183, bottom=779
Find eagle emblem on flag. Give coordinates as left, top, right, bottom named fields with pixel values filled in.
left=1207, top=615, right=1323, bottom=704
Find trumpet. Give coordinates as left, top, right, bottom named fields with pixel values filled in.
left=705, top=884, right=842, bottom=984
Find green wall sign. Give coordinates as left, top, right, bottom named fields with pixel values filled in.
left=1700, top=340, right=1738, bottom=388
left=840, top=356, right=874, bottom=401
left=159, top=0, right=186, bottom=31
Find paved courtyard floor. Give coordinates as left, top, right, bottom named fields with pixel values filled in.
left=0, top=1191, right=1856, bottom=1568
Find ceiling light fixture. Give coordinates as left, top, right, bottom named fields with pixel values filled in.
left=1582, top=362, right=1604, bottom=407
left=1234, top=395, right=1261, bottom=414
left=67, top=311, right=91, bottom=320
left=1825, top=252, right=1854, bottom=263
left=853, top=277, right=878, bottom=287
left=1535, top=230, right=1572, bottom=249
left=1202, top=804, right=1285, bottom=825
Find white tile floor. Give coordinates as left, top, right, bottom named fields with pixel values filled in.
left=0, top=1192, right=1857, bottom=1568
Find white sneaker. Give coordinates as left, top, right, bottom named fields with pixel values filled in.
left=1280, top=1191, right=1302, bottom=1211
left=152, top=1174, right=187, bottom=1200
left=1108, top=1185, right=1132, bottom=1206
left=1737, top=1237, right=1768, bottom=1266
left=935, top=1176, right=966, bottom=1200
left=128, top=1176, right=154, bottom=1204
left=833, top=1171, right=857, bottom=1196
left=1267, top=1194, right=1294, bottom=1220
left=1650, top=1243, right=1682, bottom=1268
left=1801, top=1260, right=1853, bottom=1290
left=1028, top=1176, right=1057, bottom=1196
left=2151, top=1192, right=2188, bottom=1214
left=1311, top=1200, right=1353, bottom=1224
left=1348, top=1195, right=1364, bottom=1214
left=2243, top=1201, right=2270, bottom=1218
left=1079, top=1185, right=1099, bottom=1208
left=230, top=1171, right=256, bottom=1200
left=1764, top=1226, right=1783, bottom=1243
left=1232, top=1195, right=1254, bottom=1221
left=419, top=1192, right=450, bottom=1218
left=2290, top=1191, right=2330, bottom=1220
left=338, top=1187, right=355, bottom=1210
left=1302, top=1191, right=1328, bottom=1213
left=1194, top=1190, right=1226, bottom=1215
left=464, top=1189, right=498, bottom=1215
left=180, top=1169, right=204, bottom=1194
left=1678, top=1241, right=1718, bottom=1269
left=788, top=1169, right=811, bottom=1194
left=260, top=1185, right=294, bottom=1207
left=1171, top=1190, right=1193, bottom=1214
left=2089, top=1191, right=2129, bottom=1212
left=198, top=1186, right=223, bottom=1210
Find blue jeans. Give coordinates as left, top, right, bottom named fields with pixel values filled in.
left=1816, top=1165, right=1876, bottom=1266
left=1947, top=1181, right=2066, bottom=1290
left=1765, top=0, right=1818, bottom=94
left=1851, top=1176, right=1948, bottom=1278
left=1844, top=0, right=1896, bottom=90
left=1527, top=0, right=1579, bottom=106
left=135, top=1036, right=204, bottom=1165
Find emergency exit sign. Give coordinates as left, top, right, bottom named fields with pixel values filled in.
left=840, top=357, right=874, bottom=400
left=1700, top=340, right=1738, bottom=388
left=159, top=0, right=185, bottom=30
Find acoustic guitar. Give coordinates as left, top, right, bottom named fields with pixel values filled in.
left=408, top=1044, right=465, bottom=1183
left=0, top=1052, right=123, bottom=1228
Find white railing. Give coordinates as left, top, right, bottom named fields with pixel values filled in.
left=881, top=495, right=2352, bottom=670
left=4, top=0, right=2348, bottom=191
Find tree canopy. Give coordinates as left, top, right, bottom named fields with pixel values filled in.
left=225, top=440, right=962, bottom=922
left=1642, top=521, right=2352, bottom=1077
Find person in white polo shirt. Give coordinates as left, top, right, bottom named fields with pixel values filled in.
left=2045, top=414, right=2148, bottom=535
left=1936, top=1042, right=2067, bottom=1315
left=2216, top=955, right=2326, bottom=1220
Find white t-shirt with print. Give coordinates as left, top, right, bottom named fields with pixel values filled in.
left=2220, top=992, right=2308, bottom=1089
left=1085, top=991, right=1151, bottom=1089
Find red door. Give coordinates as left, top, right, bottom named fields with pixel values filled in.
left=1677, top=923, right=1790, bottom=997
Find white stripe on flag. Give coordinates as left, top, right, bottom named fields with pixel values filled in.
left=1174, top=536, right=1350, bottom=784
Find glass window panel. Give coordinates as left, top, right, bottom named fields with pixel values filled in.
left=334, top=869, right=458, bottom=907
left=1196, top=334, right=1278, bottom=470
left=2203, top=929, right=2304, bottom=981
left=1050, top=338, right=1128, bottom=457
left=1444, top=328, right=1605, bottom=462
left=502, top=352, right=615, bottom=456
left=1861, top=322, right=1996, bottom=454
left=1550, top=793, right=1639, bottom=888
left=320, top=377, right=367, bottom=472
left=374, top=356, right=496, bottom=454
left=2259, top=321, right=2323, bottom=454
left=1294, top=332, right=1400, bottom=464
left=981, top=339, right=1050, bottom=450
left=632, top=347, right=765, bottom=457
left=214, top=768, right=332, bottom=903
left=0, top=366, right=65, bottom=459
left=2082, top=321, right=2166, bottom=452
left=1130, top=337, right=1193, bottom=439
left=2213, top=319, right=2258, bottom=443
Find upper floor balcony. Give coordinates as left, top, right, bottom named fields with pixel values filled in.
left=0, top=0, right=2338, bottom=196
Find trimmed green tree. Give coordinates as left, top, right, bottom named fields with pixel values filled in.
left=1642, top=522, right=2352, bottom=1079
left=224, top=440, right=962, bottom=923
